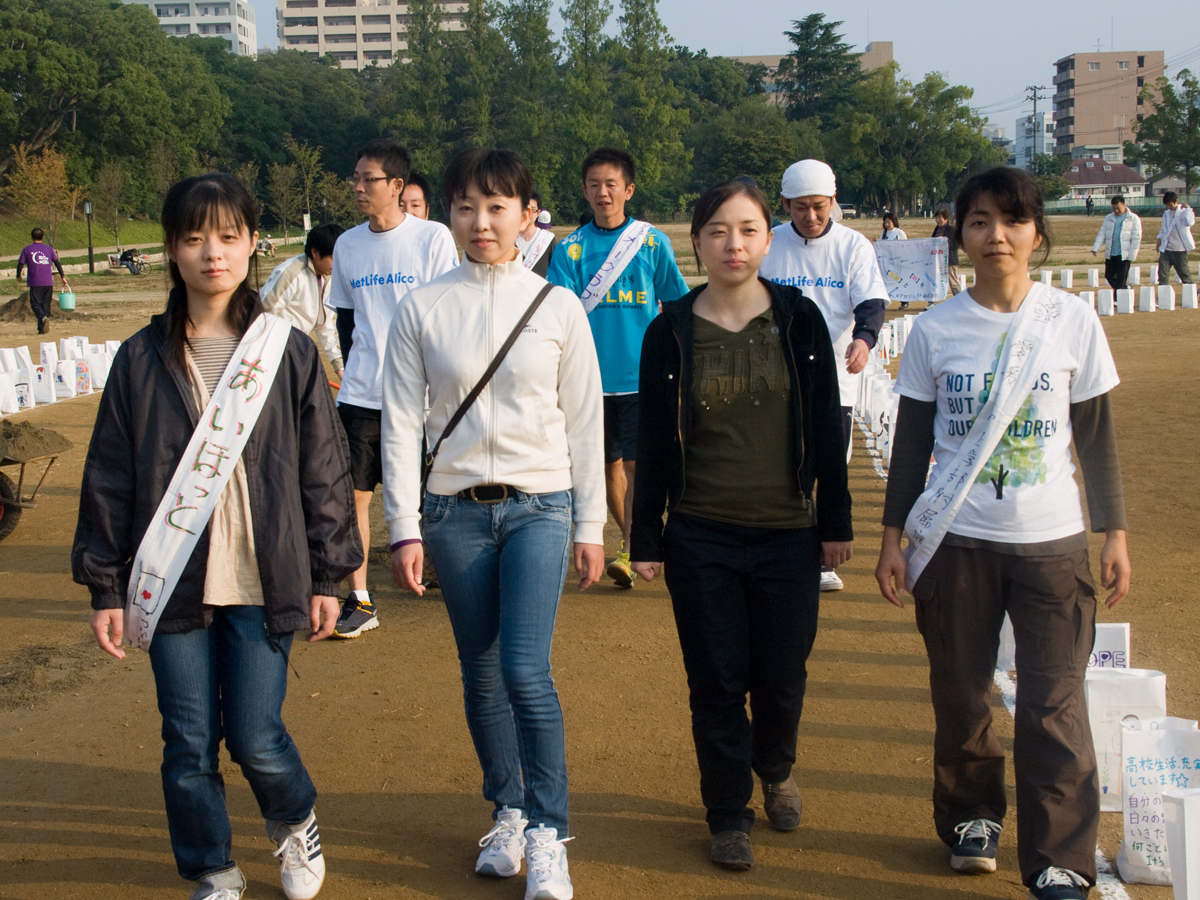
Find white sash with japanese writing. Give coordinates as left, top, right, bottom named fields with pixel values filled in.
left=903, top=284, right=1070, bottom=590
left=125, top=313, right=293, bottom=648
left=521, top=229, right=555, bottom=271
left=579, top=220, right=652, bottom=314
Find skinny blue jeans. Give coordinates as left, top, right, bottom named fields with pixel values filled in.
left=422, top=489, right=573, bottom=834
left=148, top=606, right=316, bottom=881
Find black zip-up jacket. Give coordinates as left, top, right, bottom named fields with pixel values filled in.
left=631, top=279, right=853, bottom=562
left=72, top=313, right=363, bottom=635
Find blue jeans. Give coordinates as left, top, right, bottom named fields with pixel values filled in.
left=423, top=489, right=573, bottom=834
left=148, top=606, right=316, bottom=881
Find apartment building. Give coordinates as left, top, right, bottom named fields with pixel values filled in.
left=1051, top=50, right=1165, bottom=157
left=128, top=0, right=257, bottom=56
left=1013, top=111, right=1055, bottom=170
left=277, top=0, right=468, bottom=70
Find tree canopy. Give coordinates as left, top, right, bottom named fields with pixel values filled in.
left=1136, top=70, right=1200, bottom=194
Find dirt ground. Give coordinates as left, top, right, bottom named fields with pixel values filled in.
left=0, top=284, right=1194, bottom=900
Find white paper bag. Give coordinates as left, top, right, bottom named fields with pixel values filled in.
left=13, top=368, right=36, bottom=410
left=1141, top=286, right=1158, bottom=312
left=14, top=346, right=33, bottom=370
left=53, top=360, right=76, bottom=398
left=0, top=348, right=16, bottom=372
left=105, top=340, right=121, bottom=354
left=1118, top=289, right=1136, bottom=314
left=1117, top=718, right=1200, bottom=884
left=1086, top=668, right=1167, bottom=810
left=1089, top=623, right=1131, bottom=669
left=1164, top=788, right=1200, bottom=900
left=87, top=351, right=110, bottom=390
left=996, top=613, right=1016, bottom=672
left=31, top=366, right=54, bottom=404
left=40, top=342, right=58, bottom=369
left=1098, top=289, right=1116, bottom=316
left=1183, top=285, right=1199, bottom=309
left=0, top=372, right=18, bottom=414
left=73, top=360, right=92, bottom=395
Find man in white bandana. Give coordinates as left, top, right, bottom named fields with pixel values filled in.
left=759, top=159, right=888, bottom=591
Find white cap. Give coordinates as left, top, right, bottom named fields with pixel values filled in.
left=537, top=209, right=552, bottom=225
left=780, top=160, right=837, bottom=199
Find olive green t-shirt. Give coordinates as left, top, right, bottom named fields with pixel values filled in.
left=674, top=310, right=815, bottom=528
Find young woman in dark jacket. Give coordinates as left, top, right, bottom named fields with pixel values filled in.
left=72, top=174, right=361, bottom=900
left=630, top=180, right=852, bottom=871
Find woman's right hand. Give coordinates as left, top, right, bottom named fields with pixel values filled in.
left=90, top=609, right=126, bottom=659
left=875, top=526, right=908, bottom=608
left=391, top=544, right=425, bottom=596
left=631, top=561, right=662, bottom=582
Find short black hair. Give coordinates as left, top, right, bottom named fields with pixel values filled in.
left=1163, top=191, right=1179, bottom=204
left=1111, top=194, right=1125, bottom=205
left=934, top=204, right=950, bottom=221
left=954, top=166, right=1051, bottom=268
left=529, top=190, right=542, bottom=207
left=443, top=147, right=532, bottom=206
left=690, top=180, right=774, bottom=237
left=405, top=172, right=432, bottom=205
left=30, top=227, right=44, bottom=241
left=305, top=222, right=344, bottom=259
left=882, top=212, right=900, bottom=230
left=357, top=139, right=411, bottom=184
left=581, top=147, right=635, bottom=185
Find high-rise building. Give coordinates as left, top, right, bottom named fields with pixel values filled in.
left=128, top=0, right=257, bottom=56
left=1013, top=112, right=1055, bottom=170
left=277, top=0, right=467, bottom=70
left=1051, top=50, right=1165, bottom=157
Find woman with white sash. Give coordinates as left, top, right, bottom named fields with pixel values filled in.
left=74, top=174, right=361, bottom=900
left=875, top=167, right=1131, bottom=900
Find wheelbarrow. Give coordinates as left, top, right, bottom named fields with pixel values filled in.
left=0, top=451, right=62, bottom=541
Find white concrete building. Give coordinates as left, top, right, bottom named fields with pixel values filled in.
left=1014, top=111, right=1055, bottom=170
left=128, top=0, right=257, bottom=56
left=277, top=0, right=468, bottom=70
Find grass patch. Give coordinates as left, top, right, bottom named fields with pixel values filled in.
left=1, top=219, right=163, bottom=256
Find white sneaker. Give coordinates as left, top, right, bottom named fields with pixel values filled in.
left=819, top=567, right=844, bottom=591
left=476, top=807, right=528, bottom=877
left=524, top=825, right=573, bottom=900
left=190, top=867, right=245, bottom=900
left=272, top=809, right=325, bottom=900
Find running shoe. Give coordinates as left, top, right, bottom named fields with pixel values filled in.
left=1028, top=867, right=1089, bottom=900
left=524, top=825, right=573, bottom=900
left=607, top=544, right=635, bottom=589
left=331, top=595, right=379, bottom=639
left=190, top=867, right=246, bottom=900
left=951, top=818, right=1002, bottom=874
left=710, top=830, right=754, bottom=871
left=819, top=567, right=844, bottom=591
left=476, top=807, right=528, bottom=877
left=271, top=809, right=325, bottom=900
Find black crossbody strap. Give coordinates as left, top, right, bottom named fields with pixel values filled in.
left=423, top=282, right=555, bottom=482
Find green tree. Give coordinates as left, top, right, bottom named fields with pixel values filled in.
left=92, top=159, right=132, bottom=249
left=557, top=0, right=618, bottom=213
left=315, top=169, right=358, bottom=227
left=497, top=0, right=561, bottom=189
left=232, top=160, right=264, bottom=221
left=381, top=0, right=453, bottom=174
left=5, top=143, right=82, bottom=244
left=448, top=0, right=506, bottom=147
left=686, top=100, right=822, bottom=196
left=1030, top=153, right=1072, bottom=201
left=824, top=66, right=991, bottom=213
left=1136, top=69, right=1200, bottom=194
left=284, top=134, right=322, bottom=218
left=774, top=14, right=863, bottom=124
left=265, top=162, right=300, bottom=240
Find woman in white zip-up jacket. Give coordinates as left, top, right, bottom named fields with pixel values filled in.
left=380, top=148, right=604, bottom=900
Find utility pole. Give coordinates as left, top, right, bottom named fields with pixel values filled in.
left=1026, top=84, right=1048, bottom=157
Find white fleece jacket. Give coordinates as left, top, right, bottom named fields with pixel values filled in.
left=381, top=257, right=606, bottom=545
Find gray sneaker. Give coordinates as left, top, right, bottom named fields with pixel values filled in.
left=190, top=866, right=245, bottom=900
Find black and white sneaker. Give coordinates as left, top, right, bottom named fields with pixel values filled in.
left=272, top=809, right=325, bottom=900
left=331, top=595, right=378, bottom=639
left=950, top=818, right=1001, bottom=873
left=1028, top=866, right=1089, bottom=900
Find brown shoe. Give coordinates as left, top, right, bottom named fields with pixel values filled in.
left=710, top=830, right=754, bottom=870
left=762, top=776, right=803, bottom=831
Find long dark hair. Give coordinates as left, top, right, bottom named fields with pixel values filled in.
left=161, top=173, right=263, bottom=368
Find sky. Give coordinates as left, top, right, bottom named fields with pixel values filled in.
left=251, top=0, right=1200, bottom=139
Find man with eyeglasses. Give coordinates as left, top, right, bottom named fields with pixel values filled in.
left=327, top=138, right=458, bottom=639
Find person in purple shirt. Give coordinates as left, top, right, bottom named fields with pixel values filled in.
left=16, top=228, right=68, bottom=334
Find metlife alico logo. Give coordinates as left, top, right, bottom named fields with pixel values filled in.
left=351, top=271, right=417, bottom=289
left=769, top=275, right=846, bottom=290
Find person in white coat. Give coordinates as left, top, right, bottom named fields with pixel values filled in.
left=1090, top=195, right=1142, bottom=290
left=259, top=223, right=346, bottom=376
left=1156, top=191, right=1195, bottom=285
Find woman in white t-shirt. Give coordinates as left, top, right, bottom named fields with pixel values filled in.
left=880, top=213, right=907, bottom=241
left=874, top=167, right=1131, bottom=900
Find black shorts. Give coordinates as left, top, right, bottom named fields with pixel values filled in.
left=338, top=403, right=382, bottom=492
left=603, top=394, right=639, bottom=465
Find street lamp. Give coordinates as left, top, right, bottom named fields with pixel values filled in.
left=83, top=200, right=95, bottom=274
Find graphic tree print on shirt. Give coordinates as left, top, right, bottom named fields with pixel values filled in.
left=973, top=334, right=1049, bottom=498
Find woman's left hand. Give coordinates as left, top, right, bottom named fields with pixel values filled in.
left=1099, top=529, right=1131, bottom=608
left=574, top=543, right=604, bottom=591
left=822, top=541, right=853, bottom=569
left=308, top=595, right=340, bottom=641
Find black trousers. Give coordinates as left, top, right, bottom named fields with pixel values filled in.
left=28, top=285, right=53, bottom=322
left=913, top=543, right=1099, bottom=886
left=1104, top=256, right=1130, bottom=291
left=663, top=512, right=821, bottom=834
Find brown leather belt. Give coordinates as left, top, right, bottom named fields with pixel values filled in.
left=458, top=484, right=519, bottom=503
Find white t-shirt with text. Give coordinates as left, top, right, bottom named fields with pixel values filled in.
left=759, top=220, right=889, bottom=405
left=895, top=288, right=1120, bottom=543
left=328, top=216, right=458, bottom=410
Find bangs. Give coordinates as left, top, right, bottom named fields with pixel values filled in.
left=443, top=148, right=532, bottom=206
left=162, top=174, right=257, bottom=247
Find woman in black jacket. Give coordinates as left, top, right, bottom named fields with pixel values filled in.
left=72, top=174, right=361, bottom=900
left=630, top=180, right=852, bottom=871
